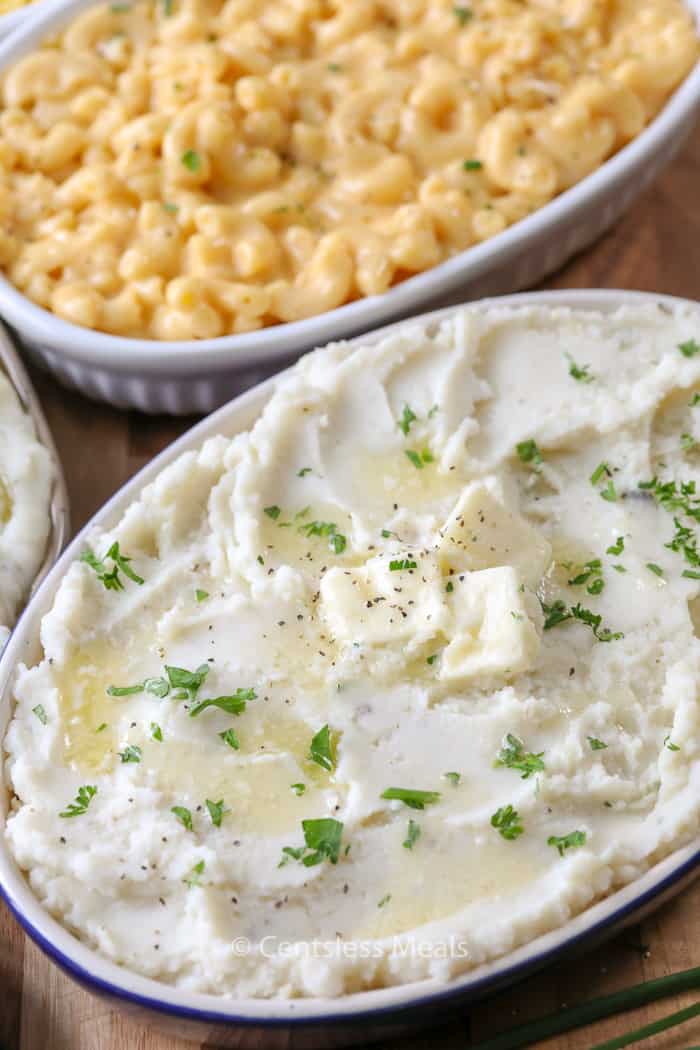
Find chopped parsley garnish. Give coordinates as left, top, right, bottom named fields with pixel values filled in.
left=453, top=5, right=473, bottom=24
left=606, top=536, right=625, bottom=556
left=540, top=599, right=623, bottom=641
left=81, top=541, right=144, bottom=591
left=691, top=393, right=700, bottom=406
left=681, top=433, right=696, bottom=452
left=60, top=785, right=97, bottom=818
left=163, top=202, right=179, bottom=214
left=612, top=564, right=627, bottom=573
left=309, top=724, right=336, bottom=771
left=405, top=448, right=433, bottom=469
left=172, top=805, right=193, bottom=830
left=398, top=404, right=417, bottom=435
left=426, top=653, right=439, bottom=665
left=548, top=830, right=586, bottom=856
left=378, top=893, right=392, bottom=908
left=163, top=0, right=173, bottom=13
left=206, top=798, right=226, bottom=827
left=297, top=467, right=312, bottom=477
left=118, top=744, right=141, bottom=763
left=264, top=505, right=281, bottom=520
left=380, top=787, right=441, bottom=810
left=110, top=3, right=131, bottom=10
left=151, top=723, right=163, bottom=742
left=181, top=149, right=200, bottom=172
left=678, top=339, right=700, bottom=358
left=279, top=818, right=344, bottom=867
left=664, top=735, right=681, bottom=752
left=516, top=439, right=542, bottom=467
left=32, top=704, right=47, bottom=725
left=184, top=860, right=205, bottom=888
left=389, top=558, right=417, bottom=571
left=327, top=62, right=342, bottom=72
left=590, top=462, right=617, bottom=502
left=491, top=805, right=523, bottom=840
left=588, top=736, right=608, bottom=750
left=291, top=782, right=306, bottom=796
left=463, top=158, right=482, bottom=170
left=568, top=558, right=604, bottom=595
left=445, top=580, right=454, bottom=592
left=189, top=687, right=256, bottom=718
left=298, top=519, right=347, bottom=554
left=107, top=683, right=144, bottom=697
left=166, top=663, right=210, bottom=700
left=443, top=771, right=461, bottom=785
left=403, top=819, right=421, bottom=849
left=495, top=733, right=544, bottom=779
left=195, top=589, right=209, bottom=602
left=566, top=354, right=594, bottom=383
left=646, top=562, right=664, bottom=577
left=219, top=727, right=240, bottom=749
left=96, top=723, right=108, bottom=733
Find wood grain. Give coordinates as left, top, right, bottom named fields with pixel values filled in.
left=3, top=123, right=700, bottom=1050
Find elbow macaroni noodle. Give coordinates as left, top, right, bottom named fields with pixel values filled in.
left=0, top=0, right=697, bottom=340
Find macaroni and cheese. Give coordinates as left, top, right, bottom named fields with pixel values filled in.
left=0, top=0, right=697, bottom=340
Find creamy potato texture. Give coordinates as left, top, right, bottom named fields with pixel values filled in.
left=0, top=370, right=52, bottom=648
left=0, top=0, right=696, bottom=338
left=6, top=303, right=700, bottom=997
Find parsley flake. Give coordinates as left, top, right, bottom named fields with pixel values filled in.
left=491, top=805, right=523, bottom=840
left=566, top=354, right=594, bottom=383
left=60, top=785, right=97, bottom=818
left=309, top=724, right=336, bottom=771
left=398, top=404, right=417, bottom=435
left=219, top=727, right=240, bottom=749
left=588, top=736, right=608, bottom=751
left=189, top=687, right=256, bottom=718
left=378, top=893, right=392, bottom=907
left=646, top=562, right=664, bottom=577
left=151, top=723, right=163, bottom=742
left=403, top=819, right=421, bottom=850
left=664, top=735, right=681, bottom=752
left=679, top=339, right=700, bottom=358
left=548, top=830, right=586, bottom=857
left=297, top=467, right=312, bottom=477
left=172, top=805, right=193, bottom=830
left=453, top=5, right=472, bottom=24
left=463, top=158, right=482, bottom=170
left=495, top=734, right=544, bottom=779
left=32, top=704, right=47, bottom=725
left=389, top=558, right=417, bottom=571
left=516, top=439, right=542, bottom=466
left=195, top=589, right=209, bottom=602
left=280, top=818, right=344, bottom=867
left=443, top=771, right=461, bottom=785
left=119, top=744, right=141, bottom=763
left=264, top=505, right=281, bottom=520
left=606, top=536, right=625, bottom=556
left=381, top=787, right=441, bottom=810
left=81, top=541, right=144, bottom=591
left=184, top=860, right=205, bottom=888
left=206, top=798, right=226, bottom=827
left=291, top=782, right=306, bottom=796
left=181, top=149, right=201, bottom=172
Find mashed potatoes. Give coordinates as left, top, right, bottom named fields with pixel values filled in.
left=5, top=302, right=700, bottom=998
left=0, top=369, right=53, bottom=648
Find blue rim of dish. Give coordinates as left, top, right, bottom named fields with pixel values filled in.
left=3, top=842, right=700, bottom=1028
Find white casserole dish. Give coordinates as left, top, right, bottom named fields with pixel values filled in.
left=0, top=321, right=69, bottom=643
left=0, top=0, right=698, bottom=414
left=1, top=288, right=700, bottom=1047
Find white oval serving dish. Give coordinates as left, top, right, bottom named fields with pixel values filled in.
left=1, top=288, right=700, bottom=1047
left=0, top=0, right=699, bottom=414
left=0, top=321, right=69, bottom=644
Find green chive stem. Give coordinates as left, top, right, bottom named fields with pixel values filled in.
left=589, top=999, right=700, bottom=1050
left=469, top=967, right=700, bottom=1050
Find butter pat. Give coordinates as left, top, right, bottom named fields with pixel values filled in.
left=435, top=480, right=551, bottom=588
left=319, top=553, right=447, bottom=651
left=441, top=566, right=541, bottom=682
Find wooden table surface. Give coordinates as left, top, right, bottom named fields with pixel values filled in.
left=3, top=125, right=700, bottom=1050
